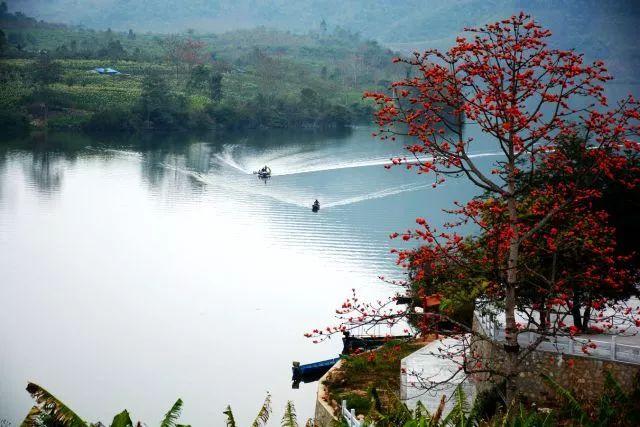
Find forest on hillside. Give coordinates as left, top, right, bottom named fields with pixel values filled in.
left=6, top=0, right=640, bottom=82
left=0, top=5, right=404, bottom=133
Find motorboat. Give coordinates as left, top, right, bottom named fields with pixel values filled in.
left=254, top=166, right=271, bottom=179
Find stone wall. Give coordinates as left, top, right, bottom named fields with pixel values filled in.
left=314, top=360, right=342, bottom=427
left=471, top=317, right=640, bottom=406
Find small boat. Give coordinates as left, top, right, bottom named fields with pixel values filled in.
left=292, top=357, right=340, bottom=388
left=254, top=166, right=271, bottom=179
left=312, top=200, right=320, bottom=212
left=342, top=331, right=413, bottom=354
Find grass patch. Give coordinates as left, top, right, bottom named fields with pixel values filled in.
left=323, top=339, right=430, bottom=418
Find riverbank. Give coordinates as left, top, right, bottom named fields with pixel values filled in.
left=0, top=58, right=375, bottom=135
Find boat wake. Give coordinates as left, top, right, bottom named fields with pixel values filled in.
left=213, top=147, right=504, bottom=176
left=323, top=183, right=432, bottom=208
left=94, top=146, right=487, bottom=210
left=160, top=162, right=432, bottom=209
left=85, top=147, right=144, bottom=161
left=213, top=145, right=253, bottom=174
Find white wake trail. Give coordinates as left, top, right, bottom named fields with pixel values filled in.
left=213, top=150, right=504, bottom=176
left=274, top=151, right=504, bottom=176
left=213, top=145, right=252, bottom=174
left=85, top=147, right=144, bottom=161
left=160, top=163, right=213, bottom=185
left=160, top=163, right=433, bottom=210
left=323, top=183, right=432, bottom=208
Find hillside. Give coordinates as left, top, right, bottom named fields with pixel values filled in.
left=0, top=7, right=405, bottom=132
left=7, top=0, right=640, bottom=83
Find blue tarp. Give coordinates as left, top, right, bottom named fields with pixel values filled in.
left=93, top=67, right=121, bottom=75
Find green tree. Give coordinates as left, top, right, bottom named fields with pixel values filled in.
left=138, top=69, right=171, bottom=128
left=0, top=29, right=7, bottom=55
left=7, top=32, right=25, bottom=50
left=31, top=51, right=62, bottom=86
left=209, top=71, right=223, bottom=102
left=186, top=64, right=208, bottom=93
left=98, top=39, right=127, bottom=60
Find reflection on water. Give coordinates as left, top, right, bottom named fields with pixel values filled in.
left=0, top=127, right=496, bottom=425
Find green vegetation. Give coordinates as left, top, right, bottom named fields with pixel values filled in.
left=323, top=340, right=427, bottom=417
left=22, top=382, right=187, bottom=427
left=17, top=369, right=640, bottom=426
left=0, top=6, right=401, bottom=134
left=8, top=1, right=639, bottom=82
left=329, top=367, right=640, bottom=426
left=21, top=383, right=309, bottom=427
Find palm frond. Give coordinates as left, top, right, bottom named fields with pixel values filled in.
left=110, top=410, right=133, bottom=427
left=281, top=401, right=298, bottom=427
left=443, top=384, right=470, bottom=426
left=465, top=392, right=484, bottom=426
left=223, top=405, right=237, bottom=427
left=252, top=393, right=272, bottom=427
left=20, top=405, right=44, bottom=427
left=25, top=382, right=87, bottom=427
left=541, top=374, right=588, bottom=423
left=413, top=401, right=425, bottom=420
left=604, top=370, right=628, bottom=404
left=160, top=399, right=183, bottom=427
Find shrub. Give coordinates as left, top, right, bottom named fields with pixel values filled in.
left=0, top=108, right=29, bottom=134
left=83, top=108, right=134, bottom=132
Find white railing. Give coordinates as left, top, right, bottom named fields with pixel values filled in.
left=341, top=400, right=362, bottom=427
left=474, top=310, right=640, bottom=364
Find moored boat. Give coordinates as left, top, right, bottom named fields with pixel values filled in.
left=291, top=357, right=340, bottom=388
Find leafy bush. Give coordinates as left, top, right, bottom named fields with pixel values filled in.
left=83, top=108, right=134, bottom=132
left=0, top=108, right=29, bottom=134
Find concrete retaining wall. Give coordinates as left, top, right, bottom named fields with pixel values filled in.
left=314, top=359, right=342, bottom=427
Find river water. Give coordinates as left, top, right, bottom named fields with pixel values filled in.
left=0, top=126, right=501, bottom=425
left=2, top=78, right=639, bottom=424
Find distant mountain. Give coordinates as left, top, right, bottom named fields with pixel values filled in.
left=6, top=0, right=640, bottom=80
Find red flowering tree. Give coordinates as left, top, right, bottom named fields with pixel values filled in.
left=309, top=13, right=640, bottom=403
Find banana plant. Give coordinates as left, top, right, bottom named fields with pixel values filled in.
left=281, top=401, right=298, bottom=427
left=20, top=383, right=310, bottom=427
left=20, top=382, right=186, bottom=427
left=223, top=393, right=272, bottom=427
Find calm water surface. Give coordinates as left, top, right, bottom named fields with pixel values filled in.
left=0, top=127, right=507, bottom=424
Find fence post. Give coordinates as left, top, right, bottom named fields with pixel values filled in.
left=350, top=408, right=356, bottom=426
left=611, top=335, right=617, bottom=361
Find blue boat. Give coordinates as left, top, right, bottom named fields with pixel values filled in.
left=292, top=357, right=340, bottom=387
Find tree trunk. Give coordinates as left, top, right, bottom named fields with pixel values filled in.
left=504, top=176, right=520, bottom=404
left=571, top=295, right=583, bottom=331
left=581, top=302, right=591, bottom=333
left=538, top=304, right=547, bottom=331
